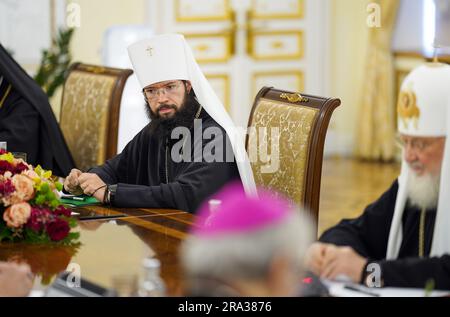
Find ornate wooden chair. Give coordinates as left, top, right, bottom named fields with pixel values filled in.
left=246, top=87, right=341, bottom=235
left=59, top=63, right=133, bottom=171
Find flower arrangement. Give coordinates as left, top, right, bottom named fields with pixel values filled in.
left=0, top=149, right=79, bottom=244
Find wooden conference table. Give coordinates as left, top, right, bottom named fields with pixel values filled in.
left=0, top=205, right=194, bottom=296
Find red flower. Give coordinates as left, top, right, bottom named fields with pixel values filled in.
left=0, top=160, right=14, bottom=175
left=26, top=207, right=52, bottom=232
left=0, top=179, right=15, bottom=196
left=54, top=205, right=71, bottom=217
left=0, top=149, right=6, bottom=155
left=46, top=218, right=70, bottom=241
left=12, top=162, right=29, bottom=174
left=0, top=158, right=29, bottom=176
left=27, top=207, right=54, bottom=232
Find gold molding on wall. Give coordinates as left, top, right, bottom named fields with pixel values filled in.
left=175, top=0, right=232, bottom=22
left=252, top=70, right=304, bottom=97
left=206, top=74, right=230, bottom=112
left=248, top=30, right=304, bottom=61
left=184, top=32, right=233, bottom=63
left=250, top=0, right=304, bottom=19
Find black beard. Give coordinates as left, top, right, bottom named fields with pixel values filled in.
left=145, top=91, right=201, bottom=138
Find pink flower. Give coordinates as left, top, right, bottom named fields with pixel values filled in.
left=46, top=218, right=70, bottom=241
left=11, top=174, right=35, bottom=201
left=3, top=202, right=32, bottom=228
left=22, top=169, right=38, bottom=179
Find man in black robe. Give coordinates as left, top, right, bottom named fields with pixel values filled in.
left=305, top=63, right=450, bottom=290
left=0, top=44, right=74, bottom=176
left=63, top=34, right=255, bottom=213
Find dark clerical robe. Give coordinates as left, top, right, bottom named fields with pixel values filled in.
left=89, top=108, right=240, bottom=213
left=320, top=180, right=450, bottom=290
left=0, top=44, right=74, bottom=176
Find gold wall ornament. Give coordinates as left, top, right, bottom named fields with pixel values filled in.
left=183, top=32, right=233, bottom=63
left=280, top=92, right=309, bottom=103
left=195, top=44, right=210, bottom=52
left=397, top=88, right=420, bottom=129
left=271, top=40, right=284, bottom=49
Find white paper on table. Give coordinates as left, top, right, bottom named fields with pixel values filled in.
left=322, top=280, right=450, bottom=297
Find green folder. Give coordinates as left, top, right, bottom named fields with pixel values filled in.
left=60, top=195, right=101, bottom=207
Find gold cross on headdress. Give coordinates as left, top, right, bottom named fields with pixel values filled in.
left=146, top=46, right=153, bottom=56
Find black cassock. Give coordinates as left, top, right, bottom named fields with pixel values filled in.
left=320, top=180, right=450, bottom=290
left=89, top=108, right=240, bottom=213
left=0, top=44, right=74, bottom=176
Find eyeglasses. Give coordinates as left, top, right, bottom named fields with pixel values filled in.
left=395, top=135, right=444, bottom=152
left=143, top=81, right=183, bottom=100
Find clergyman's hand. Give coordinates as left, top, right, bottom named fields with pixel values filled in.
left=304, top=242, right=330, bottom=276
left=320, top=246, right=367, bottom=283
left=63, top=169, right=84, bottom=195
left=77, top=173, right=107, bottom=202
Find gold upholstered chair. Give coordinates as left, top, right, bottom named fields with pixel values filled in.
left=59, top=63, right=133, bottom=171
left=246, top=87, right=341, bottom=235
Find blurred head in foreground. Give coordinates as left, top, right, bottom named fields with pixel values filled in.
left=181, top=183, right=314, bottom=297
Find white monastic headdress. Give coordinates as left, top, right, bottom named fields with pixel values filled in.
left=387, top=63, right=450, bottom=258
left=127, top=34, right=256, bottom=196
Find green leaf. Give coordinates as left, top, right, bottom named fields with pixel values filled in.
left=35, top=165, right=43, bottom=176
left=55, top=182, right=63, bottom=191
left=46, top=191, right=56, bottom=201
left=67, top=232, right=80, bottom=240
left=33, top=27, right=75, bottom=98
left=424, top=279, right=435, bottom=297
left=50, top=199, right=59, bottom=209
left=0, top=225, right=13, bottom=242
left=35, top=194, right=46, bottom=205
left=40, top=182, right=50, bottom=194
left=67, top=217, right=78, bottom=228
left=23, top=228, right=51, bottom=244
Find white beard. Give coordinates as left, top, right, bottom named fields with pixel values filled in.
left=406, top=171, right=440, bottom=210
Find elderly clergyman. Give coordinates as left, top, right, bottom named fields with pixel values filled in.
left=181, top=183, right=314, bottom=297
left=305, top=63, right=450, bottom=289
left=63, top=34, right=256, bottom=212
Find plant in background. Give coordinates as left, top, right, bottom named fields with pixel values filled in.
left=34, top=27, right=75, bottom=98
